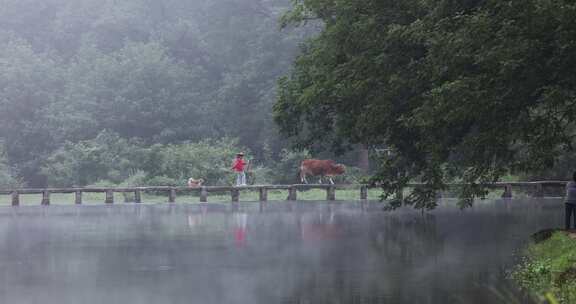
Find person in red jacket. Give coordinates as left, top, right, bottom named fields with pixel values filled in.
left=232, top=152, right=247, bottom=186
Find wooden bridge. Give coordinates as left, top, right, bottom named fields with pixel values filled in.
left=0, top=181, right=568, bottom=206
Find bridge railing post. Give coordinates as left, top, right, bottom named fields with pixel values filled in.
left=200, top=187, right=208, bottom=203
left=326, top=186, right=336, bottom=201
left=134, top=190, right=142, bottom=204
left=501, top=184, right=513, bottom=198
left=169, top=188, right=176, bottom=203
left=11, top=191, right=19, bottom=206
left=259, top=187, right=268, bottom=201
left=41, top=190, right=50, bottom=206
left=231, top=188, right=240, bottom=202
left=360, top=186, right=368, bottom=200
left=105, top=190, right=114, bottom=204
left=75, top=190, right=82, bottom=205
left=288, top=186, right=297, bottom=201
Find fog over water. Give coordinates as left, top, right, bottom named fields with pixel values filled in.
left=0, top=199, right=563, bottom=304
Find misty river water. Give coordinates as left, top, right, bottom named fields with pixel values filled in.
left=0, top=199, right=563, bottom=304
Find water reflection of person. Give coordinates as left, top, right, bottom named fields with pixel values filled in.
left=233, top=213, right=248, bottom=247
left=565, top=171, right=576, bottom=230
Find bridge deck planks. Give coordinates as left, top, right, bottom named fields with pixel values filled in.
left=0, top=181, right=567, bottom=205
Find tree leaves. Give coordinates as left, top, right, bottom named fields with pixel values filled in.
left=0, top=0, right=311, bottom=186
left=275, top=0, right=576, bottom=209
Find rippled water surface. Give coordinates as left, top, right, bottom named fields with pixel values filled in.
left=0, top=199, right=564, bottom=304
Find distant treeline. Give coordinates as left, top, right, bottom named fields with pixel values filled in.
left=0, top=0, right=317, bottom=187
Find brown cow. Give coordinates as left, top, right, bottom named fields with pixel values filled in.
left=299, top=159, right=346, bottom=184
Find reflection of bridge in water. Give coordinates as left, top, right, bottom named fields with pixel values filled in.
left=0, top=181, right=567, bottom=206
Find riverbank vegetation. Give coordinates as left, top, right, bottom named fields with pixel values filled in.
left=513, top=231, right=576, bottom=303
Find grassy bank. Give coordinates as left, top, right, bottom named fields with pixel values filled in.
left=513, top=231, right=576, bottom=304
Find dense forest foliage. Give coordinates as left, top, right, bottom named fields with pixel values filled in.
left=2, top=0, right=574, bottom=200
left=0, top=0, right=323, bottom=187
left=275, top=0, right=576, bottom=208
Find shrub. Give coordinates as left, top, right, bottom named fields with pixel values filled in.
left=512, top=232, right=576, bottom=303
left=87, top=180, right=117, bottom=188
left=41, top=133, right=251, bottom=187
left=118, top=170, right=148, bottom=187
left=246, top=165, right=274, bottom=185
left=42, top=130, right=144, bottom=187
left=331, top=166, right=367, bottom=184
left=271, top=149, right=311, bottom=184
left=0, top=144, right=22, bottom=189
left=145, top=175, right=181, bottom=187
left=153, top=137, right=248, bottom=186
left=0, top=163, right=22, bottom=189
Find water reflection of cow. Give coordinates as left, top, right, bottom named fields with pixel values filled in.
left=300, top=213, right=345, bottom=243
left=299, top=159, right=346, bottom=184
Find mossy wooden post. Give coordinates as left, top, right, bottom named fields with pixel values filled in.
left=134, top=190, right=142, bottom=204
left=41, top=190, right=50, bottom=205
left=396, top=188, right=404, bottom=202
left=535, top=183, right=544, bottom=198
left=200, top=187, right=208, bottom=203
left=75, top=191, right=82, bottom=205
left=105, top=190, right=114, bottom=204
left=288, top=186, right=297, bottom=201
left=11, top=191, right=19, bottom=206
left=169, top=188, right=176, bottom=203
left=231, top=188, right=240, bottom=202
left=502, top=184, right=513, bottom=198
left=259, top=187, right=268, bottom=201
left=360, top=186, right=368, bottom=200
left=326, top=186, right=336, bottom=201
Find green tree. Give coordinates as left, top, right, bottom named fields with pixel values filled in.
left=152, top=138, right=249, bottom=186
left=0, top=0, right=312, bottom=186
left=272, top=148, right=311, bottom=184
left=275, top=0, right=576, bottom=209
left=53, top=41, right=211, bottom=143
left=41, top=132, right=249, bottom=187
left=41, top=130, right=146, bottom=186
left=0, top=143, right=23, bottom=189
left=0, top=34, right=63, bottom=185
